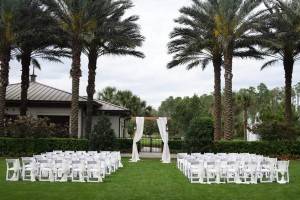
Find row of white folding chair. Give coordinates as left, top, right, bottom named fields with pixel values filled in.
left=6, top=153, right=121, bottom=182
left=24, top=157, right=104, bottom=182
left=181, top=156, right=289, bottom=184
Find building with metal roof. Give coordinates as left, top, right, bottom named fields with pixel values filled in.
left=5, top=77, right=130, bottom=138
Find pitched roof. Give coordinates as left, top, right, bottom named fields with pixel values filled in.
left=6, top=81, right=129, bottom=112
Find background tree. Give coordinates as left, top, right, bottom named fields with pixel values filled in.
left=85, top=0, right=144, bottom=138
left=259, top=0, right=300, bottom=123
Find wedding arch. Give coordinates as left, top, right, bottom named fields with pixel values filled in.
left=130, top=117, right=171, bottom=163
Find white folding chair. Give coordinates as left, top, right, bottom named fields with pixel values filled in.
left=38, top=159, right=54, bottom=182
left=71, top=160, right=85, bottom=182
left=189, top=161, right=205, bottom=183
left=86, top=160, right=102, bottom=182
left=276, top=161, right=289, bottom=184
left=53, top=159, right=68, bottom=182
left=206, top=161, right=220, bottom=184
left=6, top=159, right=20, bottom=181
left=21, top=157, right=37, bottom=182
left=226, top=161, right=239, bottom=184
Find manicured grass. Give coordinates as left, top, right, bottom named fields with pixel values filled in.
left=1, top=158, right=300, bottom=200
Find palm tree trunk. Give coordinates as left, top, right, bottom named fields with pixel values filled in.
left=243, top=107, right=248, bottom=141
left=213, top=56, right=222, bottom=141
left=20, top=50, right=31, bottom=116
left=0, top=49, right=11, bottom=135
left=223, top=48, right=234, bottom=140
left=283, top=56, right=294, bottom=124
left=70, top=42, right=82, bottom=137
left=85, top=47, right=98, bottom=139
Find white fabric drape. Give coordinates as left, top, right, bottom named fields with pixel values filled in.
left=157, top=117, right=171, bottom=163
left=130, top=117, right=144, bottom=162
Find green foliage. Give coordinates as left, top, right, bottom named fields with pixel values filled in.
left=98, top=87, right=153, bottom=116
left=185, top=117, right=214, bottom=153
left=89, top=115, right=117, bottom=151
left=253, top=120, right=300, bottom=141
left=0, top=137, right=88, bottom=157
left=143, top=121, right=158, bottom=136
left=115, top=138, right=133, bottom=153
left=159, top=95, right=213, bottom=137
left=213, top=141, right=300, bottom=157
left=4, top=116, right=69, bottom=138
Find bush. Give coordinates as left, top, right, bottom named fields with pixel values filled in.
left=116, top=138, right=134, bottom=153
left=89, top=115, right=117, bottom=151
left=252, top=120, right=300, bottom=141
left=0, top=137, right=88, bottom=157
left=185, top=117, right=214, bottom=153
left=212, top=141, right=300, bottom=158
left=4, top=116, right=69, bottom=138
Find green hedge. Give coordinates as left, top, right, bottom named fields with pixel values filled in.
left=0, top=137, right=88, bottom=157
left=2, top=137, right=300, bottom=157
left=162, top=140, right=300, bottom=157
left=116, top=138, right=134, bottom=153
left=212, top=141, right=300, bottom=157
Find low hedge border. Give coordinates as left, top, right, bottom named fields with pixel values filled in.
left=1, top=137, right=300, bottom=158
left=0, top=137, right=88, bottom=157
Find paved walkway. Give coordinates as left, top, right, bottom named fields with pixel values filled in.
left=121, top=152, right=177, bottom=158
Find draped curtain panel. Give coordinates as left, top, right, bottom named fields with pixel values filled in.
left=157, top=117, right=171, bottom=163
left=130, top=117, right=144, bottom=162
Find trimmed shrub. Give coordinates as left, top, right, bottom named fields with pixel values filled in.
left=185, top=117, right=214, bottom=153
left=212, top=141, right=300, bottom=158
left=4, top=116, right=69, bottom=138
left=89, top=115, right=117, bottom=151
left=116, top=138, right=134, bottom=153
left=252, top=120, right=300, bottom=141
left=0, top=137, right=88, bottom=157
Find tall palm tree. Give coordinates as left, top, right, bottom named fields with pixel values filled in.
left=15, top=0, right=69, bottom=116
left=0, top=0, right=19, bottom=134
left=214, top=0, right=263, bottom=139
left=84, top=0, right=144, bottom=138
left=168, top=0, right=262, bottom=140
left=40, top=0, right=101, bottom=137
left=168, top=0, right=223, bottom=141
left=259, top=0, right=300, bottom=123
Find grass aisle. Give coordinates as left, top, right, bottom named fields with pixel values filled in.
left=1, top=158, right=300, bottom=200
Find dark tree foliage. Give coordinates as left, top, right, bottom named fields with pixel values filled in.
left=253, top=120, right=300, bottom=141
left=89, top=115, right=117, bottom=151
left=185, top=116, right=214, bottom=153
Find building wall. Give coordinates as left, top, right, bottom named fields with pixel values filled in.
left=5, top=106, right=125, bottom=138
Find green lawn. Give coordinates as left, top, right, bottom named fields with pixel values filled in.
left=1, top=158, right=300, bottom=200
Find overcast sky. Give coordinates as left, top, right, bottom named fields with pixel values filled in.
left=9, top=0, right=300, bottom=108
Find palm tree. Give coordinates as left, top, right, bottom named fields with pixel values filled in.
left=0, top=0, right=20, bottom=133
left=214, top=0, right=263, bottom=139
left=167, top=0, right=223, bottom=141
left=84, top=0, right=144, bottom=138
left=40, top=0, right=101, bottom=137
left=236, top=89, right=254, bottom=140
left=259, top=0, right=300, bottom=123
left=15, top=0, right=69, bottom=116
left=167, top=0, right=263, bottom=140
